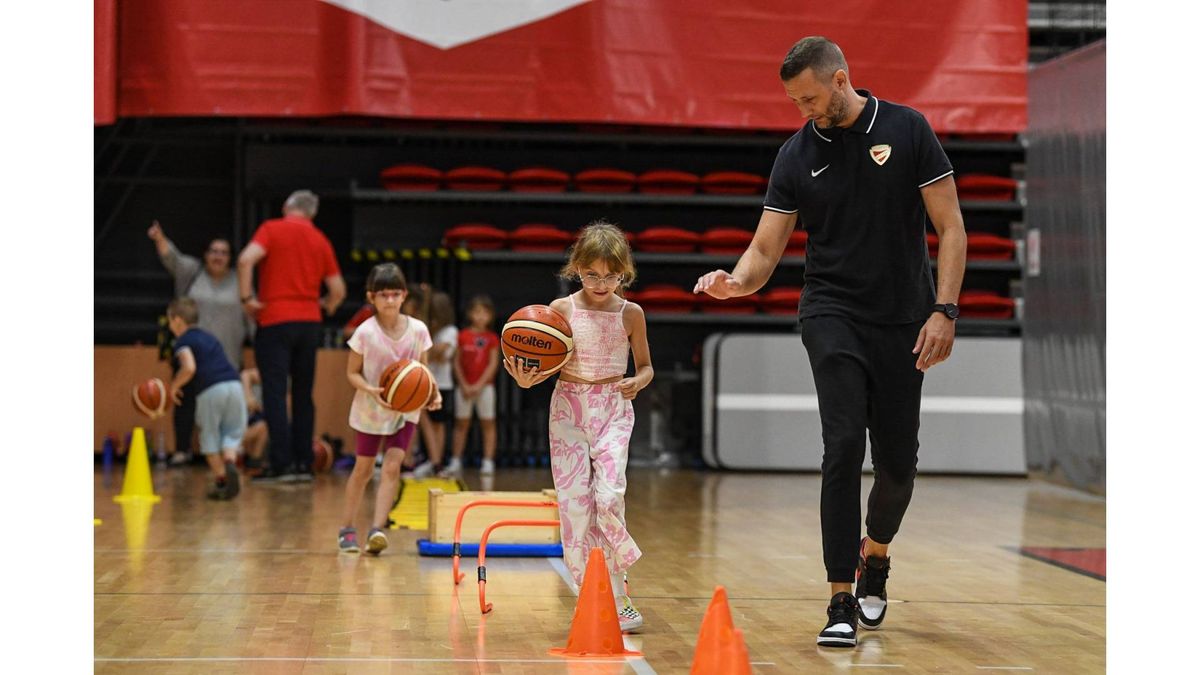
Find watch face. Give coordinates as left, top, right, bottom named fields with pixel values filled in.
left=945, top=304, right=960, bottom=319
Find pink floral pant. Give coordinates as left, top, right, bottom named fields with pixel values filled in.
left=549, top=380, right=642, bottom=586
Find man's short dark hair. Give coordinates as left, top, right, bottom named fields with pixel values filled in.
left=779, top=36, right=848, bottom=82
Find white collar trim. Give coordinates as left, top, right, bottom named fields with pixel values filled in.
left=811, top=121, right=832, bottom=142
left=865, top=96, right=879, bottom=133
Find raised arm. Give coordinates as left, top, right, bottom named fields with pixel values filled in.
left=148, top=220, right=200, bottom=293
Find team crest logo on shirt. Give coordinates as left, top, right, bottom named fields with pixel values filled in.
left=870, top=144, right=892, bottom=166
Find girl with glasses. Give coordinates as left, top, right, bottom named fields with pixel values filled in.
left=504, top=219, right=654, bottom=632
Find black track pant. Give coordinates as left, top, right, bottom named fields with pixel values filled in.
left=255, top=321, right=321, bottom=474
left=801, top=316, right=925, bottom=583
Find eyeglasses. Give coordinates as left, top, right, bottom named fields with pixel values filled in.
left=374, top=291, right=405, bottom=301
left=580, top=272, right=624, bottom=288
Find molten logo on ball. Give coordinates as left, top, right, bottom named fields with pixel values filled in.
left=501, top=305, right=575, bottom=376
left=512, top=334, right=553, bottom=349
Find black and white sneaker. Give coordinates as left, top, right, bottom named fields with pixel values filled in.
left=617, top=595, right=644, bottom=633
left=855, top=538, right=890, bottom=630
left=817, top=592, right=858, bottom=647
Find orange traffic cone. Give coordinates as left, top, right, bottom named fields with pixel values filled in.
left=691, top=586, right=734, bottom=672
left=549, top=547, right=642, bottom=658
left=718, top=627, right=752, bottom=675
left=691, top=586, right=751, bottom=674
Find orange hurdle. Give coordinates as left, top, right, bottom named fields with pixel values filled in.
left=476, top=518, right=561, bottom=614
left=451, top=499, right=558, bottom=584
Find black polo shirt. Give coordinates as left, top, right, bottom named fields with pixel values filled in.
left=764, top=89, right=953, bottom=324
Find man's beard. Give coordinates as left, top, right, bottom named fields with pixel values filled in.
left=824, top=89, right=849, bottom=126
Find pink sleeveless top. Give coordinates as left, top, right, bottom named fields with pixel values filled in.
left=561, top=294, right=630, bottom=381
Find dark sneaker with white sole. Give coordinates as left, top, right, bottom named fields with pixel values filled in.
left=365, top=527, right=389, bottom=555
left=338, top=527, right=360, bottom=554
left=817, top=592, right=859, bottom=647
left=855, top=537, right=890, bottom=630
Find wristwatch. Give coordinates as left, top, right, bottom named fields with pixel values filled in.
left=932, top=303, right=960, bottom=320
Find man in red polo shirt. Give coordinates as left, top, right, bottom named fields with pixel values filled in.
left=238, top=190, right=347, bottom=482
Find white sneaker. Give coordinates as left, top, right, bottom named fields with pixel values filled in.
left=480, top=459, right=495, bottom=476
left=438, top=459, right=463, bottom=478
left=617, top=595, right=644, bottom=632
left=411, top=461, right=435, bottom=479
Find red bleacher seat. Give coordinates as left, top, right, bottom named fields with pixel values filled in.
left=508, top=224, right=573, bottom=252
left=760, top=287, right=804, bottom=315
left=574, top=168, right=636, bottom=193
left=966, top=233, right=1016, bottom=260
left=695, top=291, right=760, bottom=314
left=442, top=223, right=508, bottom=250
left=700, top=228, right=753, bottom=255
left=700, top=171, right=767, bottom=195
left=380, top=164, right=442, bottom=191
left=637, top=169, right=700, bottom=195
left=507, top=167, right=570, bottom=193
left=444, top=166, right=506, bottom=191
left=634, top=227, right=700, bottom=253
left=959, top=290, right=1015, bottom=319
left=956, top=174, right=1018, bottom=201
left=625, top=285, right=696, bottom=313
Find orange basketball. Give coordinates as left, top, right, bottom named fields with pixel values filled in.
left=132, top=377, right=168, bottom=419
left=501, top=305, right=574, bottom=375
left=379, top=359, right=436, bottom=413
left=312, top=438, right=334, bottom=473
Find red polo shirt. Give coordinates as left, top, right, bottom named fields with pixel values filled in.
left=250, top=214, right=340, bottom=327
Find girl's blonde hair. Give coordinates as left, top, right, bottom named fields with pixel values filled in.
left=559, top=219, right=637, bottom=289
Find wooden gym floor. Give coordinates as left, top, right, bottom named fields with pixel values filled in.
left=94, top=465, right=1105, bottom=673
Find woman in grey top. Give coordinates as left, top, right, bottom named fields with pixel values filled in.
left=147, top=220, right=250, bottom=368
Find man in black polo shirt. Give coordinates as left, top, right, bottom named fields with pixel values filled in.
left=695, top=36, right=967, bottom=648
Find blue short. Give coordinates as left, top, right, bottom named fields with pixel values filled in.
left=195, top=380, right=247, bottom=456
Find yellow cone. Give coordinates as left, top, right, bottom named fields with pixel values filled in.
left=114, top=427, right=161, bottom=503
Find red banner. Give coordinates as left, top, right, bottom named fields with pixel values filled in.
left=108, top=0, right=1027, bottom=132
left=94, top=0, right=117, bottom=125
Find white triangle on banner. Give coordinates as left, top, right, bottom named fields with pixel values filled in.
left=320, top=0, right=592, bottom=50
